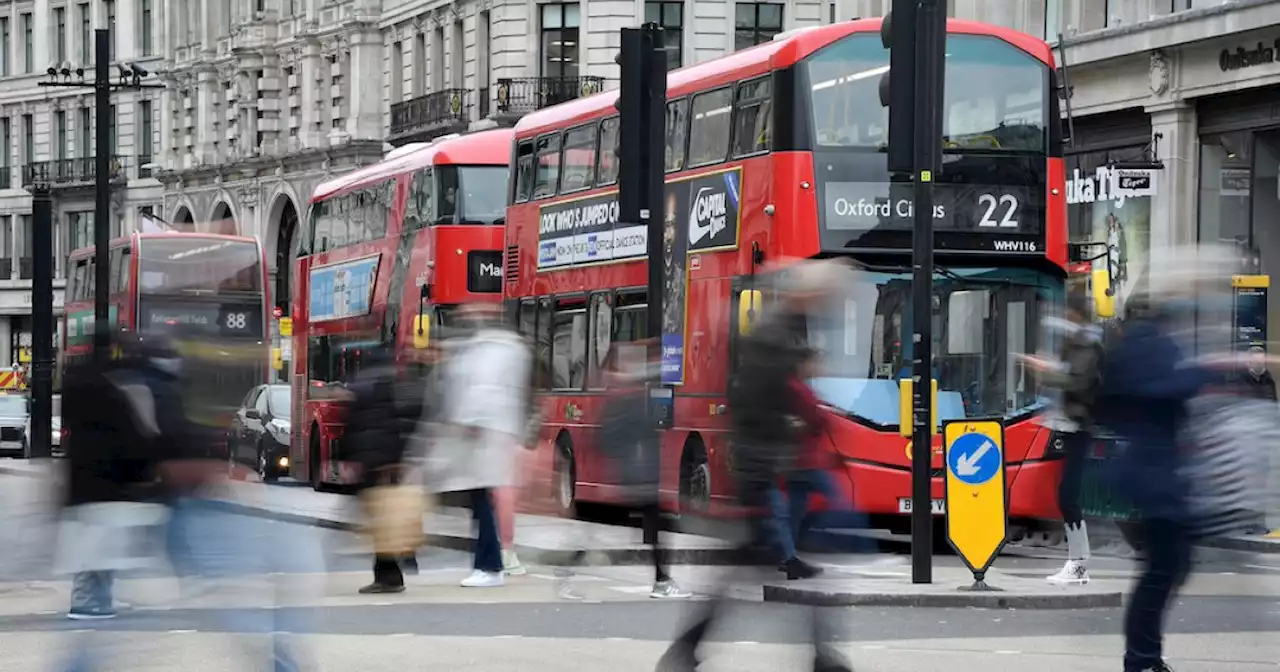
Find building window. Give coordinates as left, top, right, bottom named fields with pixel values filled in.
left=645, top=2, right=684, bottom=71
left=21, top=13, right=32, bottom=74
left=1044, top=0, right=1061, bottom=42
left=0, top=18, right=9, bottom=77
left=21, top=115, right=32, bottom=165
left=138, top=101, right=153, bottom=175
left=20, top=215, right=32, bottom=280
left=54, top=8, right=67, bottom=63
left=79, top=3, right=91, bottom=65
left=390, top=42, right=403, bottom=102
left=106, top=0, right=116, bottom=61
left=540, top=3, right=581, bottom=80
left=0, top=217, right=10, bottom=279
left=734, top=3, right=783, bottom=51
left=109, top=105, right=117, bottom=155
left=1, top=119, right=9, bottom=170
left=141, top=0, right=153, bottom=57
left=55, top=111, right=66, bottom=160
left=78, top=108, right=90, bottom=157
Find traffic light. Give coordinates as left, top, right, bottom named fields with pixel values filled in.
left=614, top=24, right=667, bottom=225
left=879, top=1, right=917, bottom=175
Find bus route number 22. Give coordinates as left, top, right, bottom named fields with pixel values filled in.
left=977, top=193, right=1019, bottom=229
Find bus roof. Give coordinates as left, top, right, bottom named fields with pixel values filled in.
left=311, top=128, right=513, bottom=204
left=69, top=231, right=258, bottom=258
left=515, top=18, right=1055, bottom=137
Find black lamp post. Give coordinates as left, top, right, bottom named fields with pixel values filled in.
left=25, top=29, right=162, bottom=458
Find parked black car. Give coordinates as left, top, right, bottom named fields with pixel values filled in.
left=228, top=384, right=291, bottom=482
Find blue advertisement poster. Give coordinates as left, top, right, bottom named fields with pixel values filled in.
left=309, top=255, right=380, bottom=323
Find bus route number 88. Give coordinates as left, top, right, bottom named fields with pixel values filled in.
left=225, top=312, right=248, bottom=330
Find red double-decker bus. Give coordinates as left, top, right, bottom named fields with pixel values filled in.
left=290, top=129, right=511, bottom=489
left=504, top=19, right=1069, bottom=530
left=62, top=232, right=271, bottom=457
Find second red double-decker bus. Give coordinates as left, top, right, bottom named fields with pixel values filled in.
left=504, top=19, right=1070, bottom=531
left=290, top=129, right=511, bottom=489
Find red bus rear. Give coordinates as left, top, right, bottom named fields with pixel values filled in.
left=290, top=129, right=511, bottom=489
left=504, top=19, right=1070, bottom=530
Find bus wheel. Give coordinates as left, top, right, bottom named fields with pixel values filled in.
left=553, top=438, right=576, bottom=515
left=680, top=440, right=710, bottom=515
left=309, top=427, right=323, bottom=491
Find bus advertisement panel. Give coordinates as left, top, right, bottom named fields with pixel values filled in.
left=504, top=18, right=1070, bottom=532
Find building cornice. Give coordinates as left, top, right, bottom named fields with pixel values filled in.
left=154, top=140, right=385, bottom=187
left=1061, top=0, right=1280, bottom=67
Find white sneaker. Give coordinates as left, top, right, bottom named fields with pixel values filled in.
left=1047, top=560, right=1090, bottom=585
left=650, top=579, right=692, bottom=599
left=460, top=570, right=505, bottom=588
left=502, top=549, right=527, bottom=576
left=554, top=574, right=585, bottom=601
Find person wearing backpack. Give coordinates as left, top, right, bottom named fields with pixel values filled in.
left=1025, top=295, right=1104, bottom=585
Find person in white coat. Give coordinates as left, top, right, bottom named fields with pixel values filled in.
left=421, top=303, right=532, bottom=588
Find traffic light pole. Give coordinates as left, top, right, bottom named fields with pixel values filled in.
left=94, top=29, right=112, bottom=361
left=617, top=24, right=667, bottom=546
left=29, top=186, right=54, bottom=459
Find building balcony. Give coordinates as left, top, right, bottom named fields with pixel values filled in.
left=388, top=88, right=473, bottom=146
left=492, top=76, right=606, bottom=123
left=136, top=155, right=154, bottom=179
left=22, top=157, right=128, bottom=190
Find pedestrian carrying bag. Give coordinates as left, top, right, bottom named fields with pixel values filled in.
left=360, top=467, right=431, bottom=556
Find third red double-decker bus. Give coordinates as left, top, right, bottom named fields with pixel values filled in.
left=290, top=129, right=511, bottom=489
left=504, top=19, right=1070, bottom=532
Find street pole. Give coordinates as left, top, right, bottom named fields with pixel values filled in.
left=93, top=28, right=111, bottom=361
left=907, top=0, right=947, bottom=585
left=29, top=185, right=54, bottom=459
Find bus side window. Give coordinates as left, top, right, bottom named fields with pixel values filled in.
left=731, top=77, right=772, bottom=158
left=313, top=202, right=332, bottom=252
left=514, top=141, right=535, bottom=204
left=368, top=183, right=391, bottom=238
left=109, top=248, right=124, bottom=294
left=552, top=296, right=588, bottom=390
left=560, top=123, right=598, bottom=194
left=331, top=195, right=351, bottom=248
left=348, top=191, right=368, bottom=244
left=70, top=260, right=84, bottom=301
left=688, top=87, right=733, bottom=168
left=533, top=133, right=562, bottom=200
left=534, top=298, right=552, bottom=390
left=666, top=98, right=688, bottom=173
left=587, top=293, right=612, bottom=389
left=597, top=117, right=620, bottom=186
left=612, top=290, right=648, bottom=375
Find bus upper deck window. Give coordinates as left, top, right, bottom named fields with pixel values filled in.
left=514, top=140, right=536, bottom=203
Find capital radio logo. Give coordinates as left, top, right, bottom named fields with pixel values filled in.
left=538, top=240, right=558, bottom=264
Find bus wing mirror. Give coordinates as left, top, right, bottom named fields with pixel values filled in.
left=1091, top=269, right=1116, bottom=319
left=413, top=314, right=432, bottom=350
left=738, top=290, right=763, bottom=336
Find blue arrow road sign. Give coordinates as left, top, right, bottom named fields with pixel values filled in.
left=947, top=432, right=1002, bottom=486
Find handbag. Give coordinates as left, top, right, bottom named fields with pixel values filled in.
left=1181, top=394, right=1277, bottom=538
left=360, top=466, right=431, bottom=556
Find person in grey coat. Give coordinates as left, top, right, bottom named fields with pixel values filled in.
left=419, top=303, right=532, bottom=588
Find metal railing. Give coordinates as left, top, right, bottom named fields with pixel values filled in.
left=389, top=88, right=472, bottom=139
left=494, top=76, right=605, bottom=116
left=22, top=156, right=127, bottom=187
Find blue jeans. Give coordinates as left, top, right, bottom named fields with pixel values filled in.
left=788, top=470, right=873, bottom=554
left=69, top=571, right=114, bottom=614
left=470, top=489, right=502, bottom=572
left=1124, top=517, right=1193, bottom=672
left=765, top=485, right=798, bottom=562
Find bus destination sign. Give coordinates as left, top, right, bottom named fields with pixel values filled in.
left=822, top=181, right=1045, bottom=254
left=139, top=299, right=265, bottom=339
left=536, top=168, right=743, bottom=270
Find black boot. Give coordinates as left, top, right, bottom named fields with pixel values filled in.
left=784, top=557, right=823, bottom=580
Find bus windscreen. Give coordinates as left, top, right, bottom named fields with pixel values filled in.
left=137, top=238, right=263, bottom=294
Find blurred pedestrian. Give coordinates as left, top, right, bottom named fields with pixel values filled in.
left=347, top=344, right=421, bottom=594
left=1026, top=294, right=1103, bottom=585
left=657, top=259, right=854, bottom=672
left=54, top=334, right=188, bottom=671
left=498, top=341, right=545, bottom=578
left=556, top=342, right=690, bottom=600
left=1096, top=292, right=1210, bottom=672
left=1235, top=346, right=1277, bottom=402
left=420, top=303, right=532, bottom=588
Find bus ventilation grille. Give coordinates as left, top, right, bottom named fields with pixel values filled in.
left=504, top=245, right=519, bottom=284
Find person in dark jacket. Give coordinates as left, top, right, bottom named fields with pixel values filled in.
left=1096, top=298, right=1210, bottom=672
left=1236, top=346, right=1277, bottom=402
left=346, top=344, right=420, bottom=594
left=60, top=333, right=189, bottom=622
left=658, top=259, right=854, bottom=672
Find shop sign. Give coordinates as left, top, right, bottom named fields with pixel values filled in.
left=1220, top=40, right=1280, bottom=72
left=1066, top=166, right=1158, bottom=207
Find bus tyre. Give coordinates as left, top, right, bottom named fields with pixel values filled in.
left=680, top=441, right=710, bottom=515
left=554, top=440, right=576, bottom=515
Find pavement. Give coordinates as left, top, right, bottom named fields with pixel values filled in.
left=2, top=463, right=1280, bottom=671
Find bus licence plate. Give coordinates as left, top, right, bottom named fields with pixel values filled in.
left=898, top=498, right=945, bottom=515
